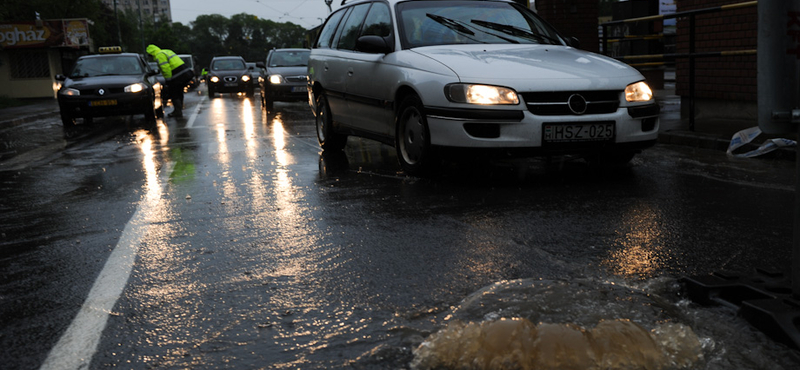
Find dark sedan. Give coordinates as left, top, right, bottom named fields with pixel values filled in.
left=56, top=49, right=163, bottom=129
left=206, top=56, right=262, bottom=97
left=259, top=48, right=310, bottom=110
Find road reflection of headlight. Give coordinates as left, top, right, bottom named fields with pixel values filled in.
left=125, top=83, right=145, bottom=93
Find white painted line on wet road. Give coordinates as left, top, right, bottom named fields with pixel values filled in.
left=39, top=161, right=175, bottom=370
left=185, top=95, right=207, bottom=129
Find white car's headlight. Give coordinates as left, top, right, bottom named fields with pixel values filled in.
left=60, top=88, right=80, bottom=96
left=446, top=84, right=519, bottom=105
left=268, top=75, right=283, bottom=84
left=241, top=75, right=251, bottom=82
left=625, top=81, right=653, bottom=102
left=124, top=83, right=145, bottom=93
left=210, top=76, right=220, bottom=83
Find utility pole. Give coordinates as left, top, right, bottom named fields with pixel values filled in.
left=113, top=0, right=122, bottom=46
left=138, top=0, right=145, bottom=53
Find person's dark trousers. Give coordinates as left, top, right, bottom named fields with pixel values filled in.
left=167, top=65, right=194, bottom=117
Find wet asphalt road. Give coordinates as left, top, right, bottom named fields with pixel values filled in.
left=1, top=89, right=799, bottom=369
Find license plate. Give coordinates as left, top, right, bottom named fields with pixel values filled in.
left=224, top=82, right=237, bottom=87
left=90, top=99, right=117, bottom=107
left=291, top=86, right=306, bottom=93
left=543, top=122, right=614, bottom=143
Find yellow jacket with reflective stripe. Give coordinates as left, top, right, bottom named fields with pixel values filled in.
left=146, top=44, right=184, bottom=79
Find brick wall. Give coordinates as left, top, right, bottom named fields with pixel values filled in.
left=535, top=0, right=600, bottom=53
left=675, top=0, right=757, bottom=102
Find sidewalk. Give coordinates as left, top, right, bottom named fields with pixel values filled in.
left=0, top=90, right=793, bottom=160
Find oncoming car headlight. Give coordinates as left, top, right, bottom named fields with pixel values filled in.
left=268, top=75, right=283, bottom=84
left=446, top=84, right=519, bottom=105
left=241, top=75, right=251, bottom=82
left=60, top=88, right=80, bottom=96
left=625, top=81, right=653, bottom=102
left=124, top=83, right=145, bottom=93
left=210, top=76, right=220, bottom=83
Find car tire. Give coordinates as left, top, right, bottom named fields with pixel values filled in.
left=60, top=112, right=75, bottom=129
left=208, top=86, right=215, bottom=98
left=144, top=101, right=157, bottom=122
left=264, top=92, right=274, bottom=111
left=315, top=93, right=347, bottom=151
left=396, top=94, right=435, bottom=176
left=246, top=88, right=255, bottom=97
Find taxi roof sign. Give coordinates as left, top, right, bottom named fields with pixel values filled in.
left=98, top=46, right=122, bottom=54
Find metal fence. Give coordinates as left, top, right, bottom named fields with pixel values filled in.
left=600, top=1, right=757, bottom=130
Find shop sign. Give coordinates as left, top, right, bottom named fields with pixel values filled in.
left=0, top=19, right=90, bottom=49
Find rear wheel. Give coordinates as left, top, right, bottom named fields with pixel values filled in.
left=315, top=93, right=347, bottom=151
left=396, top=94, right=435, bottom=176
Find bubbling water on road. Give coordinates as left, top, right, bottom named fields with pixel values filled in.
left=405, top=278, right=794, bottom=370
left=412, top=318, right=702, bottom=370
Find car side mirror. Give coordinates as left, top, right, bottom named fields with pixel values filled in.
left=356, top=35, right=391, bottom=54
left=566, top=37, right=580, bottom=49
left=55, top=74, right=67, bottom=81
left=146, top=70, right=159, bottom=77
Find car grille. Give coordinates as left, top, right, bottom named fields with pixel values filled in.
left=224, top=76, right=238, bottom=83
left=79, top=87, right=125, bottom=96
left=284, top=75, right=306, bottom=83
left=520, top=91, right=620, bottom=116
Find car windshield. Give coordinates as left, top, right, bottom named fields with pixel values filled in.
left=69, top=56, right=143, bottom=77
left=269, top=51, right=310, bottom=67
left=212, top=59, right=246, bottom=71
left=397, top=0, right=563, bottom=48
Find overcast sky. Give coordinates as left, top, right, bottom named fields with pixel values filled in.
left=170, top=0, right=343, bottom=29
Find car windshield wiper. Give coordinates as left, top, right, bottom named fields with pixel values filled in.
left=470, top=19, right=560, bottom=45
left=426, top=13, right=475, bottom=36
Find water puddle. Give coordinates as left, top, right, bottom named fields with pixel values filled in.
left=408, top=278, right=800, bottom=370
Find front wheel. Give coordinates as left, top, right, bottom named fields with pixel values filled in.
left=395, top=94, right=435, bottom=176
left=315, top=93, right=347, bottom=151
left=207, top=86, right=215, bottom=98
left=60, top=111, right=75, bottom=129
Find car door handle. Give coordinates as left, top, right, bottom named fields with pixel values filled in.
left=347, top=68, right=354, bottom=77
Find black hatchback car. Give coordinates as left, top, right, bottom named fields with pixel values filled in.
left=259, top=49, right=310, bottom=110
left=206, top=56, right=262, bottom=97
left=56, top=48, right=163, bottom=128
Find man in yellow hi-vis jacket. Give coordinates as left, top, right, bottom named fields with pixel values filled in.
left=146, top=44, right=194, bottom=118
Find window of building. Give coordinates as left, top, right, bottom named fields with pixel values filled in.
left=9, top=50, right=50, bottom=79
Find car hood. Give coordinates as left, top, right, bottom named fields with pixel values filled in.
left=65, top=75, right=144, bottom=88
left=266, top=65, right=307, bottom=76
left=411, top=44, right=643, bottom=90
left=211, top=69, right=249, bottom=76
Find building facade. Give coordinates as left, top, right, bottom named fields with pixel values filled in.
left=101, top=0, right=172, bottom=23
left=0, top=19, right=91, bottom=99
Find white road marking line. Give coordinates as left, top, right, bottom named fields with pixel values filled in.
left=39, top=162, right=175, bottom=370
left=185, top=95, right=207, bottom=129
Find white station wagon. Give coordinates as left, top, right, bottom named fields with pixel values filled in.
left=308, top=0, right=659, bottom=175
